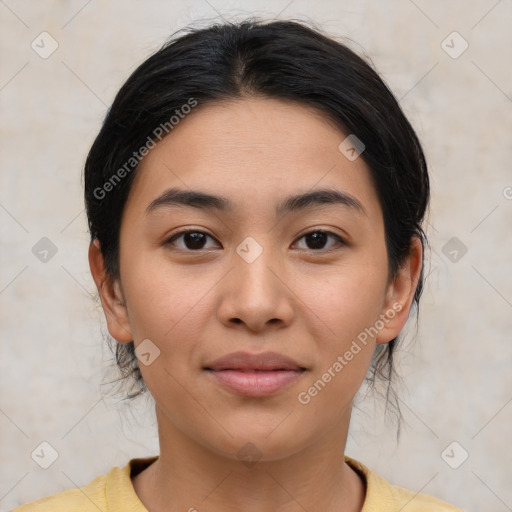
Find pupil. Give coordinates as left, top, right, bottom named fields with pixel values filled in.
left=185, top=232, right=206, bottom=249
left=182, top=232, right=328, bottom=250
left=307, top=232, right=327, bottom=249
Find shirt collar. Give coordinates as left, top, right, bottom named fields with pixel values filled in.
left=107, top=454, right=396, bottom=512
left=345, top=455, right=397, bottom=511
left=106, top=455, right=159, bottom=512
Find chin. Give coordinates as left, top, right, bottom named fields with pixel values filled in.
left=200, top=421, right=312, bottom=464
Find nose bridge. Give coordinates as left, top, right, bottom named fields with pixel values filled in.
left=233, top=234, right=281, bottom=297
left=216, top=234, right=294, bottom=329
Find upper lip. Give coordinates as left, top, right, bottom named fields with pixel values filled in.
left=204, top=351, right=305, bottom=371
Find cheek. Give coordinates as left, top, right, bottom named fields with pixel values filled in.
left=122, top=241, right=389, bottom=356
left=293, top=269, right=384, bottom=421
left=298, top=260, right=389, bottom=343
left=292, top=256, right=388, bottom=388
left=121, top=248, right=205, bottom=341
left=122, top=261, right=210, bottom=417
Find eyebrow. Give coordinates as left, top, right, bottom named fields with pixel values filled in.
left=145, top=186, right=366, bottom=217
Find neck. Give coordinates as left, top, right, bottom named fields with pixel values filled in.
left=132, top=404, right=365, bottom=512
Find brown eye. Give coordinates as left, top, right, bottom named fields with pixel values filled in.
left=164, top=229, right=345, bottom=253
left=293, top=230, right=345, bottom=251
left=165, top=230, right=220, bottom=251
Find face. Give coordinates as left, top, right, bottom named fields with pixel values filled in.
left=91, top=97, right=420, bottom=462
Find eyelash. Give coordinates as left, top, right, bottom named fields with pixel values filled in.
left=163, top=229, right=347, bottom=253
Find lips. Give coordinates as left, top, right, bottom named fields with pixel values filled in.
left=204, top=351, right=306, bottom=397
left=204, top=351, right=305, bottom=372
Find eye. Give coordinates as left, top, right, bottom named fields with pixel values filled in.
left=292, top=230, right=346, bottom=251
left=164, top=229, right=346, bottom=252
left=164, top=230, right=220, bottom=251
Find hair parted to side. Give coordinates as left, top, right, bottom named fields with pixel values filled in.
left=85, top=18, right=430, bottom=432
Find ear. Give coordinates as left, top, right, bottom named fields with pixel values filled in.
left=88, top=239, right=133, bottom=343
left=375, top=236, right=423, bottom=345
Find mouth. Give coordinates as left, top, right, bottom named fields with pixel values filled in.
left=203, top=351, right=307, bottom=397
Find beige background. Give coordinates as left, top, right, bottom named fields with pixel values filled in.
left=1, top=1, right=511, bottom=510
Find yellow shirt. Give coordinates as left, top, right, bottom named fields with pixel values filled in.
left=13, top=455, right=463, bottom=511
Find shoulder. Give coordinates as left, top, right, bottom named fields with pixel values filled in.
left=12, top=456, right=157, bottom=512
left=345, top=456, right=465, bottom=512
left=11, top=473, right=109, bottom=512
left=389, top=484, right=465, bottom=511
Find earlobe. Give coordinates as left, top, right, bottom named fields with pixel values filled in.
left=375, top=236, right=423, bottom=345
left=88, top=240, right=133, bottom=343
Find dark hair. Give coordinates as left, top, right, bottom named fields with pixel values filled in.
left=85, top=18, right=429, bottom=426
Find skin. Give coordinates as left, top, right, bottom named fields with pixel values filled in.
left=89, top=97, right=422, bottom=512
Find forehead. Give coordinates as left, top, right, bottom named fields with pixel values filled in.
left=126, top=97, right=381, bottom=220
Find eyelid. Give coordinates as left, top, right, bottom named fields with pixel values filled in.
left=163, top=227, right=347, bottom=252
left=291, top=229, right=347, bottom=251
left=163, top=228, right=221, bottom=249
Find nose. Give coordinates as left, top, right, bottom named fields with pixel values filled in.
left=216, top=240, right=295, bottom=333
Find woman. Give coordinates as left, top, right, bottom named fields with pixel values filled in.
left=15, top=18, right=463, bottom=511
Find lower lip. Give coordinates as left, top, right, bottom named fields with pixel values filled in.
left=206, top=369, right=305, bottom=397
